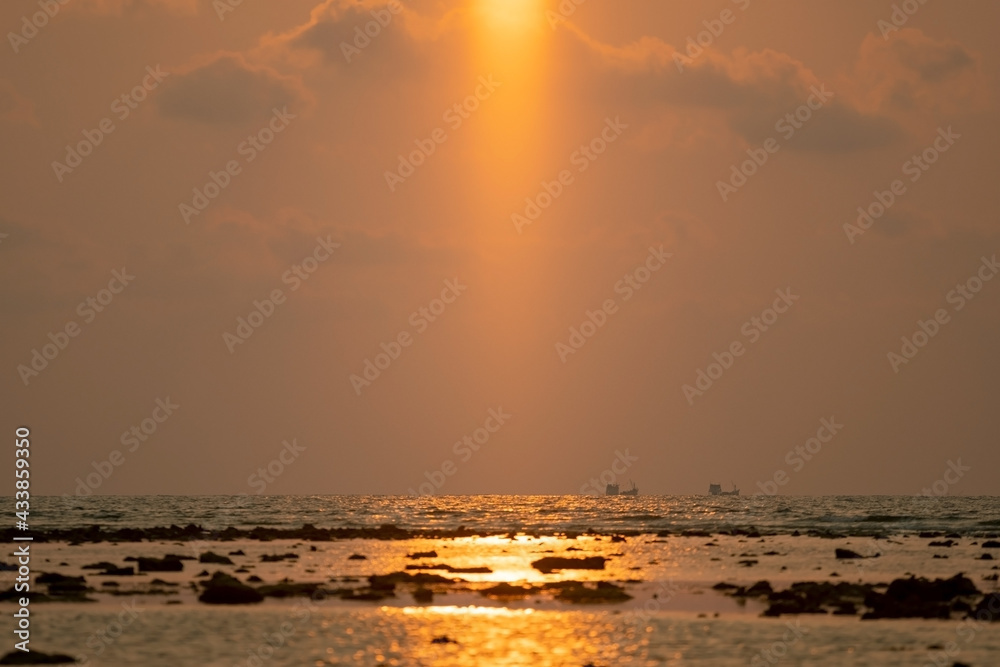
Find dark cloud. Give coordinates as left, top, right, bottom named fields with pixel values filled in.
left=156, top=55, right=306, bottom=125
left=574, top=35, right=904, bottom=153
left=291, top=2, right=421, bottom=72
left=892, top=38, right=976, bottom=83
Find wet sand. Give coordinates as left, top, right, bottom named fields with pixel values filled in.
left=5, top=527, right=1000, bottom=665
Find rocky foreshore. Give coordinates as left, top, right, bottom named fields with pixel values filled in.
left=6, top=523, right=999, bottom=544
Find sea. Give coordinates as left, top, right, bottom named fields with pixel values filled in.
left=6, top=495, right=1000, bottom=666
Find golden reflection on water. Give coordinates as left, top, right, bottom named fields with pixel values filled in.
left=386, top=606, right=646, bottom=667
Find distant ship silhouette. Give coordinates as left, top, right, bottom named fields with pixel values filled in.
left=606, top=480, right=638, bottom=496
left=708, top=482, right=740, bottom=496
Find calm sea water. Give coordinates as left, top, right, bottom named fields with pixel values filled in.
left=35, top=494, right=1000, bottom=535
left=11, top=496, right=1000, bottom=666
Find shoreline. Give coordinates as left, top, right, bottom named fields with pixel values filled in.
left=5, top=532, right=997, bottom=621
left=6, top=523, right=1000, bottom=544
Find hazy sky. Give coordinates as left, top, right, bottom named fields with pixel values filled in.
left=3, top=0, right=999, bottom=497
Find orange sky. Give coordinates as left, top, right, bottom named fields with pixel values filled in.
left=2, top=0, right=999, bottom=496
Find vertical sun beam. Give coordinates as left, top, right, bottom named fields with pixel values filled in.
left=464, top=0, right=555, bottom=385
left=472, top=0, right=547, bottom=168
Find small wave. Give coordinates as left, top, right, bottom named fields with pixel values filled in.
left=861, top=515, right=912, bottom=523
left=620, top=514, right=663, bottom=521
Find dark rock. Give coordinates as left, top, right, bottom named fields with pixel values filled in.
left=199, top=552, right=234, bottom=565
left=198, top=572, right=264, bottom=604
left=481, top=583, right=539, bottom=598
left=530, top=556, right=607, bottom=574
left=0, top=650, right=76, bottom=664
left=746, top=581, right=773, bottom=597
left=37, top=574, right=88, bottom=600
left=983, top=541, right=1000, bottom=549
left=712, top=582, right=739, bottom=591
left=136, top=556, right=184, bottom=572
left=97, top=566, right=134, bottom=576
left=835, top=548, right=877, bottom=559
left=247, top=575, right=263, bottom=583
left=149, top=579, right=178, bottom=587
left=832, top=602, right=858, bottom=615
left=368, top=572, right=453, bottom=589
left=228, top=550, right=245, bottom=556
left=405, top=563, right=492, bottom=574
left=431, top=636, right=457, bottom=644
left=407, top=551, right=438, bottom=559
left=548, top=581, right=632, bottom=603
left=412, top=587, right=433, bottom=603
left=929, top=540, right=956, bottom=548
left=340, top=590, right=390, bottom=601
left=980, top=554, right=995, bottom=561
left=36, top=573, right=84, bottom=586
left=970, top=593, right=1000, bottom=621
left=260, top=553, right=298, bottom=562
left=81, top=562, right=118, bottom=570
left=348, top=554, right=367, bottom=560
left=863, top=574, right=979, bottom=620
left=256, top=582, right=324, bottom=598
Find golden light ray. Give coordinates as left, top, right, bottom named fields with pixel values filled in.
left=461, top=0, right=556, bottom=362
